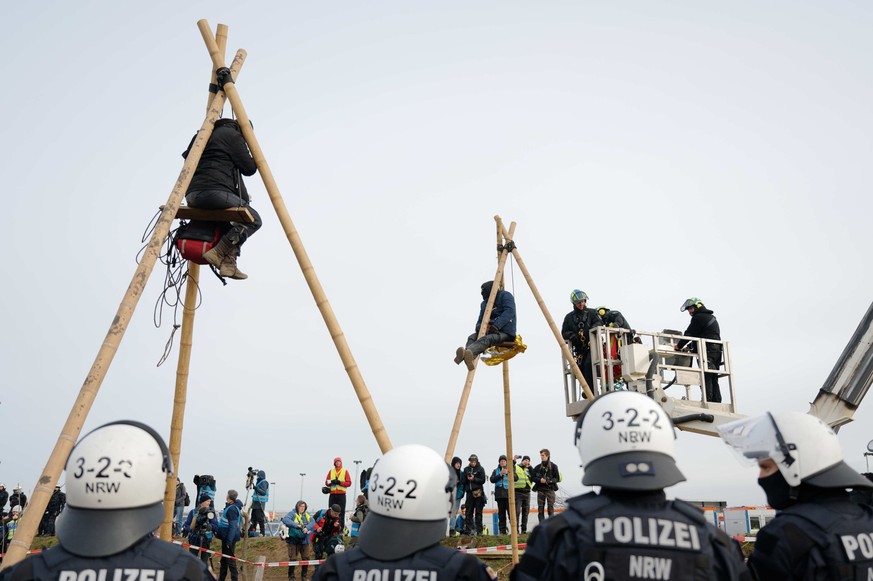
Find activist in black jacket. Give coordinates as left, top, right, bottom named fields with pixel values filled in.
left=185, top=119, right=257, bottom=196
left=184, top=118, right=262, bottom=280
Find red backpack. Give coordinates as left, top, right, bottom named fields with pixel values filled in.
left=175, top=221, right=223, bottom=264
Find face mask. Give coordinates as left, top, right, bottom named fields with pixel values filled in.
left=757, top=471, right=796, bottom=509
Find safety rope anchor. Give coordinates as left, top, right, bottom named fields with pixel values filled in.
left=215, top=67, right=234, bottom=90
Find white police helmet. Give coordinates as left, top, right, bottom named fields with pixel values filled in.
left=575, top=391, right=685, bottom=490
left=358, top=444, right=455, bottom=560
left=718, top=412, right=873, bottom=489
left=56, top=420, right=173, bottom=557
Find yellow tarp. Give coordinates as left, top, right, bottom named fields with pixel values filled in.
left=481, top=334, right=527, bottom=366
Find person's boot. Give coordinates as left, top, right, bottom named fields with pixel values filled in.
left=301, top=565, right=309, bottom=581
left=454, top=347, right=465, bottom=365
left=288, top=569, right=295, bottom=581
left=219, top=246, right=248, bottom=280
left=202, top=237, right=234, bottom=270
left=463, top=349, right=476, bottom=371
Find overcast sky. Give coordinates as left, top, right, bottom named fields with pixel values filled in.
left=2, top=1, right=872, bottom=514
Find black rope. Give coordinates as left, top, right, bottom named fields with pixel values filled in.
left=136, top=211, right=212, bottom=366
left=156, top=324, right=181, bottom=367
left=208, top=83, right=219, bottom=94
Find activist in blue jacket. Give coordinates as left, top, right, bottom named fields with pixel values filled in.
left=455, top=280, right=517, bottom=371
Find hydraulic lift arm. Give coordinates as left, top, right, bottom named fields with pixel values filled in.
left=808, top=301, right=873, bottom=430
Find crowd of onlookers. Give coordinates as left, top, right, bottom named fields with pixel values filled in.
left=0, top=482, right=66, bottom=561
left=450, top=449, right=561, bottom=537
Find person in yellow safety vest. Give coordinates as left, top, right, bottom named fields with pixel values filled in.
left=4, top=506, right=22, bottom=549
left=325, top=457, right=352, bottom=517
left=512, top=455, right=533, bottom=534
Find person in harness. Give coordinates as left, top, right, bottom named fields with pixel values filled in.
left=183, top=118, right=262, bottom=280
left=512, top=391, right=749, bottom=581
left=561, top=289, right=603, bottom=391
left=677, top=297, right=723, bottom=403
left=719, top=411, right=873, bottom=580
left=312, top=445, right=496, bottom=581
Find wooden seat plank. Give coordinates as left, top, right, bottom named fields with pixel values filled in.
left=160, top=205, right=254, bottom=224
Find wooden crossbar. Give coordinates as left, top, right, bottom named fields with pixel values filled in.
left=161, top=205, right=254, bottom=223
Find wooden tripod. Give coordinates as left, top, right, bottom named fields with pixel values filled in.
left=444, top=215, right=596, bottom=565
left=0, top=21, right=393, bottom=569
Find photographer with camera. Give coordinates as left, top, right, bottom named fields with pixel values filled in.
left=182, top=494, right=217, bottom=564
left=282, top=500, right=314, bottom=581
left=247, top=468, right=269, bottom=537
left=193, top=474, right=216, bottom=508
left=531, top=449, right=561, bottom=522
left=462, top=454, right=487, bottom=535
left=312, top=504, right=344, bottom=561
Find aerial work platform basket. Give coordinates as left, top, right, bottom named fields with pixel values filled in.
left=562, top=326, right=740, bottom=436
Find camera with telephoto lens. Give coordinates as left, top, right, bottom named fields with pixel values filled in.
left=193, top=506, right=215, bottom=533
left=245, top=467, right=258, bottom=490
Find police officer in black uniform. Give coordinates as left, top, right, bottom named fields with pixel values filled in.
left=0, top=420, right=213, bottom=581
left=312, top=444, right=496, bottom=581
left=719, top=411, right=873, bottom=580
left=561, top=289, right=603, bottom=391
left=512, top=391, right=749, bottom=581
left=677, top=297, right=723, bottom=403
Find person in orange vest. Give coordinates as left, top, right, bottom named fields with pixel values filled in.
left=324, top=457, right=352, bottom=517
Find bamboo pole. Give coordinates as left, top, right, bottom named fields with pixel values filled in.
left=503, top=360, right=519, bottom=565
left=196, top=19, right=393, bottom=452
left=0, top=49, right=246, bottom=570
left=444, top=220, right=517, bottom=461
left=159, top=23, right=230, bottom=541
left=496, top=220, right=595, bottom=400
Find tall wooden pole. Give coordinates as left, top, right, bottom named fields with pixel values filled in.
left=444, top=219, right=517, bottom=461
left=196, top=19, right=393, bottom=452
left=496, top=220, right=595, bottom=400
left=503, top=360, right=519, bottom=564
left=159, top=23, right=229, bottom=540
left=0, top=48, right=246, bottom=569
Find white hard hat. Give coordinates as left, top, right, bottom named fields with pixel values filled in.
left=718, top=412, right=873, bottom=489
left=358, top=444, right=455, bottom=560
left=575, top=391, right=685, bottom=490
left=56, top=420, right=173, bottom=557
